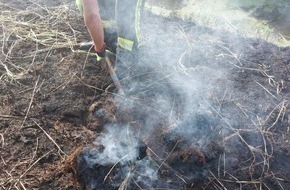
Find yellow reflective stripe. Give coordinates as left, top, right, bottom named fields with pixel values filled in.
left=135, top=0, right=142, bottom=43
left=118, top=37, right=134, bottom=51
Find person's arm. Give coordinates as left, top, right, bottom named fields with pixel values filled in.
left=82, top=0, right=105, bottom=52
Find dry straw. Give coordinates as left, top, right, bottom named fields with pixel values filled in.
left=0, top=2, right=82, bottom=82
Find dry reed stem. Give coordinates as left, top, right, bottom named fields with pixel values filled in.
left=16, top=150, right=52, bottom=185
left=2, top=146, right=50, bottom=190
left=217, top=44, right=242, bottom=66
left=146, top=146, right=187, bottom=184
left=0, top=3, right=79, bottom=67
left=0, top=4, right=81, bottom=190
left=0, top=60, right=26, bottom=82
left=132, top=178, right=143, bottom=190
left=209, top=171, right=228, bottom=190
left=203, top=95, right=282, bottom=187
left=103, top=155, right=129, bottom=183
left=33, top=120, right=66, bottom=158
left=0, top=133, right=4, bottom=147
left=0, top=2, right=82, bottom=103
left=255, top=81, right=278, bottom=100
left=263, top=100, right=288, bottom=131
left=47, top=72, right=77, bottom=95
left=156, top=141, right=179, bottom=173
left=20, top=75, right=40, bottom=128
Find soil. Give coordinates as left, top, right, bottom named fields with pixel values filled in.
left=1, top=1, right=290, bottom=190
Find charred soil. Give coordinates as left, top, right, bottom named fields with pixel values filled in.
left=1, top=1, right=290, bottom=190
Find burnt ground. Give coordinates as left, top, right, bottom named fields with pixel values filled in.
left=1, top=1, right=290, bottom=190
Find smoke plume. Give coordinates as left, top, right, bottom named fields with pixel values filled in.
left=78, top=0, right=290, bottom=189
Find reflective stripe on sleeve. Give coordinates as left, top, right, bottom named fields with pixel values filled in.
left=135, top=0, right=143, bottom=43
left=117, top=37, right=134, bottom=51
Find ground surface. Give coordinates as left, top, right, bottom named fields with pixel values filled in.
left=1, top=0, right=290, bottom=190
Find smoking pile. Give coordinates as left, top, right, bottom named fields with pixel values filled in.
left=74, top=1, right=290, bottom=189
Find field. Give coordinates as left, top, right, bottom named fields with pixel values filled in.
left=1, top=0, right=290, bottom=190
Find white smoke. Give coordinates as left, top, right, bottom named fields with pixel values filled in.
left=80, top=0, right=290, bottom=189
left=84, top=124, right=140, bottom=166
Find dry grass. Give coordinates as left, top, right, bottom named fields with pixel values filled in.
left=1, top=3, right=78, bottom=51
left=0, top=2, right=86, bottom=190
left=0, top=2, right=84, bottom=84
left=145, top=0, right=290, bottom=47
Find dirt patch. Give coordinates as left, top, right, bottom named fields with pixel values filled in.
left=1, top=1, right=290, bottom=190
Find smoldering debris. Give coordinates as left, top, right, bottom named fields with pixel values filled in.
left=81, top=92, right=225, bottom=188
left=75, top=1, right=290, bottom=190
left=74, top=124, right=181, bottom=189
left=74, top=123, right=222, bottom=190
left=75, top=8, right=229, bottom=190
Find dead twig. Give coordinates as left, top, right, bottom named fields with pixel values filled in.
left=131, top=178, right=143, bottom=190
left=225, top=60, right=271, bottom=74
left=14, top=150, right=52, bottom=188
left=217, top=44, right=242, bottom=66
left=263, top=101, right=288, bottom=131
left=178, top=50, right=190, bottom=76
left=0, top=115, right=22, bottom=119
left=156, top=141, right=179, bottom=173
left=118, top=169, right=132, bottom=190
left=270, top=171, right=285, bottom=190
left=47, top=72, right=76, bottom=95
left=147, top=146, right=187, bottom=184
left=204, top=95, right=273, bottom=180
left=29, top=138, right=39, bottom=165
left=33, top=120, right=66, bottom=158
left=255, top=81, right=277, bottom=100
left=216, top=178, right=263, bottom=184
left=21, top=76, right=40, bottom=128
left=19, top=181, right=27, bottom=190
left=209, top=171, right=228, bottom=190
left=103, top=155, right=129, bottom=183
left=0, top=60, right=26, bottom=82
left=0, top=133, right=4, bottom=147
